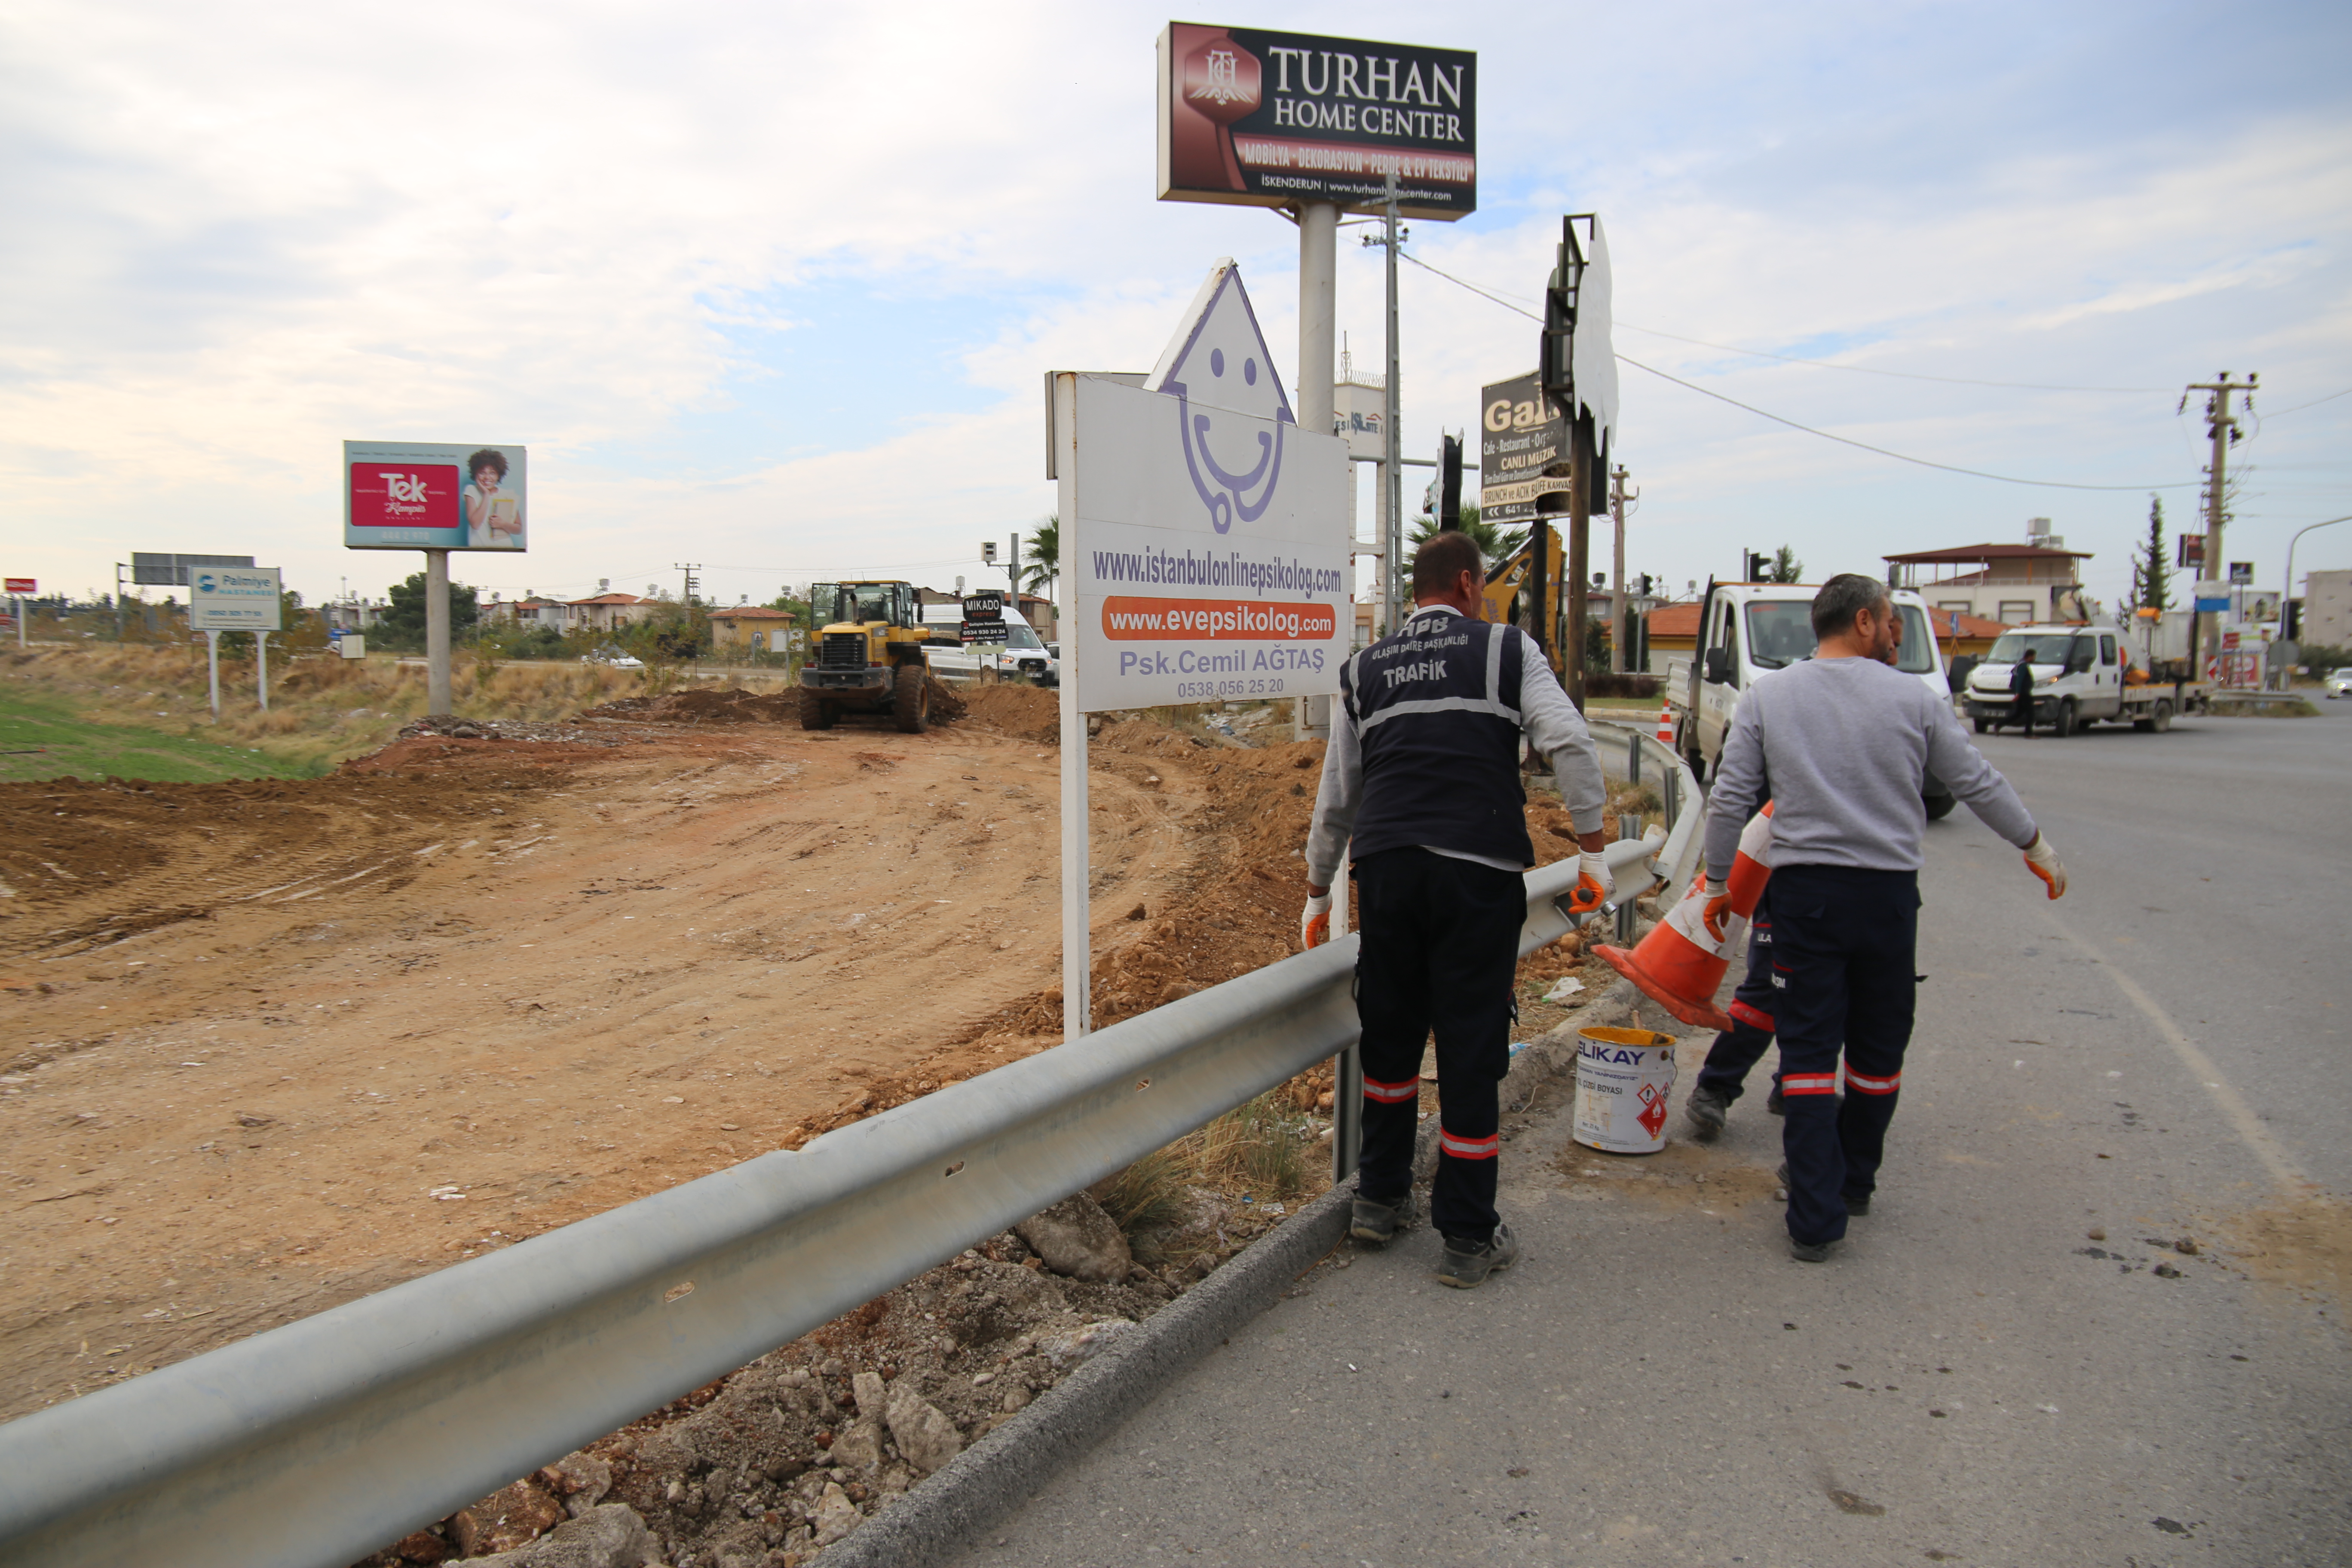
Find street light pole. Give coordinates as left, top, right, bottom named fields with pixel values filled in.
left=2279, top=514, right=2352, bottom=687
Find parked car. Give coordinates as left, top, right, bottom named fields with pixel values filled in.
left=2324, top=669, right=2352, bottom=699
left=588, top=649, right=643, bottom=669
left=919, top=606, right=1059, bottom=686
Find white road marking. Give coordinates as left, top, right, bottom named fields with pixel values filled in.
left=2050, top=908, right=2310, bottom=1191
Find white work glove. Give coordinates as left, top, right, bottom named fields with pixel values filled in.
left=2023, top=833, right=2067, bottom=900
left=1562, top=850, right=1614, bottom=922
left=1699, top=876, right=1737, bottom=945
left=1300, top=892, right=1333, bottom=950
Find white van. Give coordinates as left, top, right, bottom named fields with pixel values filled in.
left=1666, top=582, right=1958, bottom=816
left=920, top=604, right=1060, bottom=686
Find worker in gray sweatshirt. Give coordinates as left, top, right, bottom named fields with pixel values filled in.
left=1701, top=573, right=2067, bottom=1261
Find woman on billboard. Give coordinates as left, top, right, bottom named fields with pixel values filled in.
left=463, top=449, right=524, bottom=548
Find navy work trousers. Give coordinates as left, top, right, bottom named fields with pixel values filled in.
left=1768, top=864, right=1920, bottom=1246
left=1694, top=887, right=1781, bottom=1103
left=1351, top=847, right=1522, bottom=1246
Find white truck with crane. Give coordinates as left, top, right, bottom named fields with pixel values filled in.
left=1957, top=622, right=2208, bottom=735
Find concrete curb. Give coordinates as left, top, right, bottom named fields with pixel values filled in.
left=819, top=1177, right=1357, bottom=1567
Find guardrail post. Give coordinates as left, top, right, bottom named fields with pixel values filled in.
left=1333, top=1045, right=1363, bottom=1185
left=1627, top=731, right=1641, bottom=787
left=1616, top=813, right=1643, bottom=944
left=1662, top=766, right=1678, bottom=833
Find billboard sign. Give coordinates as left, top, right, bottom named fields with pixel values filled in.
left=4, top=579, right=33, bottom=595
left=1334, top=379, right=1386, bottom=458
left=1479, top=372, right=1569, bottom=525
left=1158, top=24, right=1476, bottom=220
left=344, top=442, right=527, bottom=551
left=1061, top=262, right=1349, bottom=712
left=962, top=591, right=1005, bottom=644
left=132, top=553, right=254, bottom=587
left=188, top=566, right=283, bottom=631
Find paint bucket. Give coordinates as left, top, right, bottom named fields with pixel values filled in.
left=1571, top=1026, right=1680, bottom=1155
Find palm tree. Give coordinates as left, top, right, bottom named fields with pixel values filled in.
left=1406, top=504, right=1526, bottom=569
left=1020, top=514, right=1059, bottom=601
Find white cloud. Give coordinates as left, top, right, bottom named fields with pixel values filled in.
left=2, top=0, right=2348, bottom=608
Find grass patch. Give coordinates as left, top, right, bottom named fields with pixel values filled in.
left=0, top=646, right=648, bottom=774
left=0, top=688, right=319, bottom=784
left=1093, top=1090, right=1319, bottom=1260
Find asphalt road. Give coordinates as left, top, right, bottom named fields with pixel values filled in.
left=946, top=706, right=2351, bottom=1568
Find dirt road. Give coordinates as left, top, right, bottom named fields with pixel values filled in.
left=0, top=691, right=1281, bottom=1418
left=0, top=685, right=1614, bottom=1423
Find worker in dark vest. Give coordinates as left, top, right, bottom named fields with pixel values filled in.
left=1701, top=574, right=2066, bottom=1262
left=1300, top=531, right=1612, bottom=1289
left=1684, top=878, right=1787, bottom=1139
left=2008, top=651, right=2037, bottom=737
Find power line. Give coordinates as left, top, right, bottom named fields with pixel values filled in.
left=2259, top=386, right=2352, bottom=418
left=1398, top=248, right=2195, bottom=492
left=1396, top=252, right=2171, bottom=392
left=1613, top=323, right=2171, bottom=393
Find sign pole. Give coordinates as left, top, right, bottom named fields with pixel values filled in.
left=1566, top=417, right=1592, bottom=708
left=205, top=630, right=221, bottom=721
left=257, top=633, right=269, bottom=713
left=12, top=594, right=22, bottom=650
left=1050, top=374, right=1090, bottom=1042
left=425, top=548, right=453, bottom=717
left=1381, top=173, right=1403, bottom=635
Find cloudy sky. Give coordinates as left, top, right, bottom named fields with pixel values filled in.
left=4, top=0, right=2347, bottom=613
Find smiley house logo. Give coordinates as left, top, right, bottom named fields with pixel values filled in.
left=1144, top=260, right=1292, bottom=536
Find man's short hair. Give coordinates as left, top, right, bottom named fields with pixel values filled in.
left=1811, top=573, right=1891, bottom=639
left=1412, top=530, right=1483, bottom=599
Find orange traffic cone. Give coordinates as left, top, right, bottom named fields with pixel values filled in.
left=1595, top=805, right=1773, bottom=1032
left=1654, top=700, right=1675, bottom=746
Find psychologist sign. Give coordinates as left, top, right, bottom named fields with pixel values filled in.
left=1057, top=260, right=1349, bottom=712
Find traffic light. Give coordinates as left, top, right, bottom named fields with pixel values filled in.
left=1540, top=219, right=1584, bottom=402
left=1637, top=573, right=1653, bottom=597
left=1746, top=551, right=1771, bottom=581
left=1438, top=435, right=1464, bottom=530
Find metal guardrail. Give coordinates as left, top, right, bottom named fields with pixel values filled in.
left=0, top=747, right=1698, bottom=1568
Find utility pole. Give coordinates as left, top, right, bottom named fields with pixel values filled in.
left=2182, top=372, right=2254, bottom=672
left=1610, top=464, right=1637, bottom=672
left=675, top=562, right=701, bottom=606
left=1361, top=172, right=1404, bottom=635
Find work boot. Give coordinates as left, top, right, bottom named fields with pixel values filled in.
left=1437, top=1223, right=1519, bottom=1289
left=1685, top=1085, right=1731, bottom=1142
left=1788, top=1235, right=1836, bottom=1263
left=1351, top=1191, right=1412, bottom=1246
left=1766, top=1083, right=1786, bottom=1116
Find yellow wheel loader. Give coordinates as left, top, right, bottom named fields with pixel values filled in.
left=798, top=581, right=933, bottom=733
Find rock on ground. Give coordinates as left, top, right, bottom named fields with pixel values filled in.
left=885, top=1384, right=965, bottom=1475
left=450, top=1478, right=568, bottom=1556
left=465, top=1504, right=654, bottom=1568
left=812, top=1482, right=862, bottom=1547
left=1015, top=1191, right=1133, bottom=1282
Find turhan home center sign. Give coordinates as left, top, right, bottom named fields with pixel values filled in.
left=1158, top=22, right=1477, bottom=220
left=1055, top=260, right=1348, bottom=713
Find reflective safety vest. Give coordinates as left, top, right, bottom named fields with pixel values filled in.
left=1340, top=608, right=1536, bottom=869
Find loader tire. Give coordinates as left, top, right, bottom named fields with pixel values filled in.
left=893, top=664, right=930, bottom=734
left=798, top=687, right=834, bottom=731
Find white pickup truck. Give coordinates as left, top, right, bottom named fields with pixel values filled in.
left=920, top=605, right=1060, bottom=686
left=1666, top=581, right=1960, bottom=818
left=1958, top=623, right=2205, bottom=735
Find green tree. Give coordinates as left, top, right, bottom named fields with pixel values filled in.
left=1406, top=505, right=1527, bottom=567
left=2134, top=495, right=2173, bottom=613
left=1768, top=545, right=1805, bottom=584
left=1020, top=514, right=1060, bottom=600
left=380, top=572, right=481, bottom=651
